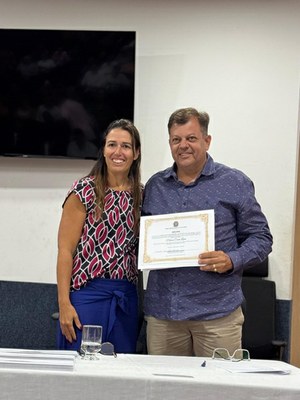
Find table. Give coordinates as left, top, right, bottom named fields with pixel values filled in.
left=1, top=353, right=300, bottom=400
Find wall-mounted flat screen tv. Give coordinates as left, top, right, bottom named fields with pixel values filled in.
left=0, top=29, right=135, bottom=160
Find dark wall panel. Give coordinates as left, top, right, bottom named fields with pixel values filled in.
left=0, top=281, right=58, bottom=349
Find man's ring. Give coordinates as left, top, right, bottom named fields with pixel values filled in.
left=213, top=264, right=217, bottom=272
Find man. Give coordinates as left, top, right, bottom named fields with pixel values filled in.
left=142, top=107, right=273, bottom=357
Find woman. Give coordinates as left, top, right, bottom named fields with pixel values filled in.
left=56, top=119, right=142, bottom=353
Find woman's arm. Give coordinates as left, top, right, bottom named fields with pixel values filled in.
left=56, top=193, right=86, bottom=343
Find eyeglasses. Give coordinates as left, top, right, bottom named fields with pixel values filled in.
left=79, top=341, right=117, bottom=358
left=100, top=342, right=117, bottom=357
left=212, top=348, right=250, bottom=362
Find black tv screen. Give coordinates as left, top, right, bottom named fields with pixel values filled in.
left=0, top=29, right=135, bottom=160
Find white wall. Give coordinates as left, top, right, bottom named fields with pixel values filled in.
left=0, top=0, right=299, bottom=299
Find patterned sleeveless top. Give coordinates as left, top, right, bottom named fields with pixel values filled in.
left=65, top=177, right=139, bottom=291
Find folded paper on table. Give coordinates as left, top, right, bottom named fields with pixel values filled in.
left=138, top=210, right=215, bottom=270
left=0, top=348, right=78, bottom=371
left=211, top=359, right=291, bottom=374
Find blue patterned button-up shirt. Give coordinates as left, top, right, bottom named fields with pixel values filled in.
left=142, top=154, right=273, bottom=320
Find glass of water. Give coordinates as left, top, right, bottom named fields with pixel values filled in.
left=80, top=325, right=102, bottom=360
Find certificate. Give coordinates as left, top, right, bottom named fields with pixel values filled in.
left=138, top=210, right=215, bottom=270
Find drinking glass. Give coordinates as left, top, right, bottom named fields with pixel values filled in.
left=80, top=325, right=102, bottom=360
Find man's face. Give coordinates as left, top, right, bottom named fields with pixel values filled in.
left=169, top=116, right=211, bottom=174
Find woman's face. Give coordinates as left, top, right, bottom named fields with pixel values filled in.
left=103, top=128, right=139, bottom=176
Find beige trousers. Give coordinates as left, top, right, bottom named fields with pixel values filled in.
left=146, top=307, right=244, bottom=357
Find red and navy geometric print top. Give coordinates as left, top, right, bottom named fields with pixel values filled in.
left=65, top=177, right=139, bottom=291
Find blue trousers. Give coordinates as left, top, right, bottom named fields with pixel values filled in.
left=57, top=278, right=138, bottom=353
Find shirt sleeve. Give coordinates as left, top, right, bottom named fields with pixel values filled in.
left=63, top=177, right=96, bottom=212
left=226, top=174, right=273, bottom=272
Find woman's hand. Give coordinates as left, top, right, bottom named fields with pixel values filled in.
left=59, top=302, right=82, bottom=343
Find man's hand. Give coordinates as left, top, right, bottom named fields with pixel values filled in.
left=198, top=250, right=233, bottom=274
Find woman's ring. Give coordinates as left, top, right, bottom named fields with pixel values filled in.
left=213, top=264, right=217, bottom=272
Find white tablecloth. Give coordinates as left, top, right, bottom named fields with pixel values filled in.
left=1, top=353, right=300, bottom=400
